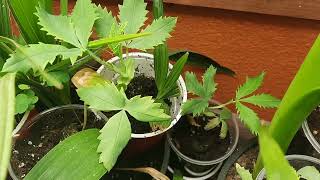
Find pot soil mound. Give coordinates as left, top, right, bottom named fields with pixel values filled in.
left=171, top=115, right=231, bottom=161
left=307, top=107, right=320, bottom=144
left=10, top=109, right=103, bottom=179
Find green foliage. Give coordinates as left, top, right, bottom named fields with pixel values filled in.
left=94, top=5, right=117, bottom=38
left=258, top=127, right=299, bottom=180
left=113, top=58, right=135, bottom=89
left=204, top=108, right=231, bottom=138
left=2, top=43, right=82, bottom=73
left=25, top=129, right=107, bottom=180
left=9, top=0, right=54, bottom=44
left=297, top=166, right=320, bottom=180
left=97, top=111, right=131, bottom=171
left=0, top=73, right=16, bottom=180
left=173, top=169, right=183, bottom=180
left=182, top=65, right=217, bottom=116
left=235, top=163, right=253, bottom=180
left=0, top=0, right=11, bottom=38
left=119, top=0, right=148, bottom=34
left=236, top=72, right=265, bottom=99
left=60, top=0, right=68, bottom=16
left=236, top=102, right=261, bottom=135
left=15, top=87, right=38, bottom=114
left=240, top=94, right=281, bottom=108
left=254, top=35, right=320, bottom=176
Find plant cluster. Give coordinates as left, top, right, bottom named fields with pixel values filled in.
left=182, top=65, right=280, bottom=137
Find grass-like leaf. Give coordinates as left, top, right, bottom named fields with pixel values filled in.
left=97, top=110, right=131, bottom=171
left=0, top=0, right=11, bottom=38
left=128, top=17, right=177, bottom=50
left=0, top=73, right=15, bottom=180
left=2, top=43, right=82, bottom=73
left=235, top=163, right=253, bottom=180
left=124, top=96, right=171, bottom=122
left=259, top=127, right=299, bottom=180
left=77, top=83, right=126, bottom=111
left=182, top=99, right=209, bottom=116
left=235, top=101, right=261, bottom=135
left=94, top=5, right=117, bottom=38
left=241, top=94, right=281, bottom=108
left=236, top=72, right=265, bottom=99
left=119, top=0, right=148, bottom=34
left=297, top=166, right=320, bottom=180
left=25, top=129, right=107, bottom=180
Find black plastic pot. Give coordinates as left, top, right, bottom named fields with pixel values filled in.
left=217, top=138, right=257, bottom=180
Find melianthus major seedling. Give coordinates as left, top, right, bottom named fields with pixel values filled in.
left=182, top=65, right=281, bottom=137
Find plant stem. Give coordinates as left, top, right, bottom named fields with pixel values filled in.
left=209, top=100, right=235, bottom=110
left=60, top=0, right=68, bottom=15
left=86, top=49, right=116, bottom=72
left=82, top=103, right=88, bottom=131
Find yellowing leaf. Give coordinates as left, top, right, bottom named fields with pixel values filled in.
left=118, top=0, right=148, bottom=34
left=124, top=96, right=171, bottom=122
left=235, top=101, right=261, bottom=135
left=97, top=110, right=131, bottom=171
left=77, top=83, right=126, bottom=111
left=241, top=94, right=281, bottom=108
left=236, top=72, right=265, bottom=99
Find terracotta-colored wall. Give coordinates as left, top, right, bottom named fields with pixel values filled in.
left=61, top=1, right=320, bottom=120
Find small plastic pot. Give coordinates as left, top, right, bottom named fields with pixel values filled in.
left=256, top=155, right=320, bottom=180
left=9, top=104, right=105, bottom=180
left=167, top=106, right=239, bottom=177
left=97, top=52, right=187, bottom=153
left=302, top=120, right=320, bottom=154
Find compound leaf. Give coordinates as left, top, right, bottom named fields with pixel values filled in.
left=94, top=5, right=117, bottom=38
left=236, top=73, right=265, bottom=99
left=235, top=101, right=260, bottom=135
left=97, top=110, right=131, bottom=171
left=181, top=99, right=209, bottom=117
left=202, top=65, right=217, bottom=99
left=185, top=72, right=205, bottom=97
left=241, top=94, right=281, bottom=108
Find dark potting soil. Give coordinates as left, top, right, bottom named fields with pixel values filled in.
left=307, top=106, right=320, bottom=144
left=171, top=115, right=231, bottom=161
left=101, top=140, right=166, bottom=180
left=10, top=109, right=104, bottom=179
left=226, top=147, right=259, bottom=180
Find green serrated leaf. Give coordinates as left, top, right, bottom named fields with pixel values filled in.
left=297, top=166, right=320, bottom=180
left=97, top=110, right=131, bottom=171
left=94, top=5, right=117, bottom=38
left=46, top=71, right=70, bottom=86
left=235, top=163, right=253, bottom=180
left=77, top=83, right=127, bottom=111
left=128, top=17, right=177, bottom=50
left=240, top=94, right=281, bottom=108
left=236, top=72, right=265, bottom=99
left=220, top=107, right=232, bottom=121
left=124, top=96, right=171, bottom=122
left=259, top=127, right=299, bottom=180
left=235, top=101, right=261, bottom=135
left=114, top=58, right=135, bottom=88
left=70, top=0, right=97, bottom=48
left=202, top=65, right=217, bottom=98
left=185, top=72, right=205, bottom=97
left=15, top=92, right=38, bottom=114
left=182, top=99, right=209, bottom=116
left=119, top=0, right=148, bottom=34
left=2, top=43, right=82, bottom=73
left=204, top=117, right=220, bottom=131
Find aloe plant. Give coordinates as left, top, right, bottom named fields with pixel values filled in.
left=253, top=35, right=320, bottom=177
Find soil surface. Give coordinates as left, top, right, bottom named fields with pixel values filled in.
left=171, top=115, right=231, bottom=161
left=307, top=106, right=320, bottom=144
left=11, top=108, right=104, bottom=179
left=124, top=75, right=158, bottom=134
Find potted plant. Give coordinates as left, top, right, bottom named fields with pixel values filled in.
left=302, top=107, right=320, bottom=154
left=167, top=65, right=280, bottom=178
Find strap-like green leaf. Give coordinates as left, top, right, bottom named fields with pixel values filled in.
left=259, top=127, right=299, bottom=180
left=241, top=94, right=281, bottom=108
left=235, top=163, right=253, bottom=180
left=0, top=73, right=15, bottom=180
left=94, top=5, right=117, bottom=38
left=297, top=166, right=320, bottom=180
left=77, top=83, right=127, bottom=111
left=2, top=44, right=82, bottom=73
left=235, top=101, right=260, bottom=135
left=181, top=99, right=209, bottom=116
left=128, top=17, right=177, bottom=50
left=97, top=110, right=131, bottom=171
left=236, top=72, right=265, bottom=99
left=25, top=129, right=107, bottom=180
left=119, top=0, right=148, bottom=34
left=124, top=96, right=171, bottom=122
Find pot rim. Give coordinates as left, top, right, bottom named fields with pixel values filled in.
left=302, top=120, right=320, bottom=154
left=97, top=52, right=188, bottom=139
left=166, top=100, right=240, bottom=166
left=256, top=154, right=320, bottom=180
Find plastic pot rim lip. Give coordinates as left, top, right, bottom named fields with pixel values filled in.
left=166, top=111, right=240, bottom=166
left=97, top=52, right=188, bottom=139
left=256, top=154, right=320, bottom=180
left=9, top=104, right=105, bottom=180
left=302, top=120, right=320, bottom=153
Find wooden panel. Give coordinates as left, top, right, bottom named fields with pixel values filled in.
left=163, top=0, right=320, bottom=20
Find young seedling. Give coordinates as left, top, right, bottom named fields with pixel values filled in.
left=182, top=65, right=280, bottom=137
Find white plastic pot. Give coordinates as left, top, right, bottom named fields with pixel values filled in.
left=302, top=120, right=320, bottom=154
left=97, top=52, right=187, bottom=139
